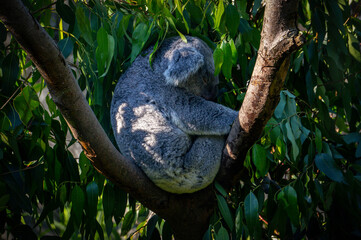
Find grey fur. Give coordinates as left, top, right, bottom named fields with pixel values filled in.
left=110, top=36, right=238, bottom=194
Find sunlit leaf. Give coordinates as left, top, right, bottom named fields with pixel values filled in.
left=121, top=210, right=135, bottom=235
left=96, top=27, right=115, bottom=77
left=221, top=41, right=233, bottom=79
left=214, top=0, right=224, bottom=30
left=348, top=32, right=361, bottom=63
left=13, top=86, right=40, bottom=125
left=213, top=47, right=224, bottom=76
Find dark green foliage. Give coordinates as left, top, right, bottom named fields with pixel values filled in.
left=0, top=0, right=361, bottom=239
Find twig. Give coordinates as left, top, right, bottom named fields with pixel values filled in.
left=0, top=80, right=26, bottom=110
left=32, top=2, right=56, bottom=15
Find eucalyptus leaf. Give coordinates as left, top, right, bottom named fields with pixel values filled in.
left=216, top=194, right=234, bottom=231
left=315, top=153, right=345, bottom=183
left=71, top=185, right=84, bottom=228
left=13, top=86, right=40, bottom=125
left=75, top=6, right=93, bottom=45
left=213, top=47, right=224, bottom=76
left=244, top=192, right=258, bottom=235
left=252, top=144, right=269, bottom=176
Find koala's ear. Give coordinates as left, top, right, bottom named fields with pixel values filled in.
left=163, top=47, right=204, bottom=86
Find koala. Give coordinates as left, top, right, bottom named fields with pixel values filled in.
left=110, top=36, right=238, bottom=194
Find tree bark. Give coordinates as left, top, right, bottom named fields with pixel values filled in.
left=217, top=0, right=305, bottom=190
left=0, top=0, right=304, bottom=239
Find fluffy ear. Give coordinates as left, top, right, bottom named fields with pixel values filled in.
left=163, top=47, right=204, bottom=86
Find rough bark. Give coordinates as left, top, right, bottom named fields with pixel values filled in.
left=217, top=0, right=305, bottom=190
left=0, top=0, right=304, bottom=239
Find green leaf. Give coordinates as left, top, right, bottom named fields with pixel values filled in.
left=244, top=192, right=258, bottom=235
left=103, top=184, right=115, bottom=221
left=56, top=1, right=75, bottom=25
left=214, top=0, right=224, bottom=30
left=114, top=189, right=127, bottom=224
left=96, top=27, right=115, bottom=77
left=216, top=194, right=234, bottom=231
left=13, top=86, right=40, bottom=125
left=86, top=181, right=99, bottom=219
left=235, top=205, right=244, bottom=238
left=285, top=120, right=299, bottom=161
left=0, top=112, right=10, bottom=131
left=225, top=5, right=239, bottom=38
left=79, top=152, right=90, bottom=181
left=45, top=95, right=57, bottom=117
left=238, top=18, right=252, bottom=34
left=277, top=186, right=299, bottom=226
left=163, top=8, right=186, bottom=42
left=215, top=181, right=227, bottom=197
left=202, top=226, right=211, bottom=240
left=252, top=0, right=262, bottom=16
left=348, top=32, right=361, bottom=63
left=221, top=41, right=233, bottom=79
left=58, top=37, right=74, bottom=58
left=71, top=185, right=85, bottom=228
left=275, top=137, right=286, bottom=160
left=229, top=39, right=238, bottom=65
left=274, top=92, right=286, bottom=119
left=325, top=0, right=345, bottom=33
left=213, top=47, right=224, bottom=76
left=130, top=22, right=152, bottom=62
left=252, top=144, right=269, bottom=176
left=315, top=153, right=345, bottom=183
left=174, top=0, right=189, bottom=33
left=216, top=226, right=229, bottom=240
left=121, top=211, right=135, bottom=235
left=75, top=6, right=93, bottom=45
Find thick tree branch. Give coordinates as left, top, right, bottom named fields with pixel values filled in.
left=217, top=0, right=305, bottom=189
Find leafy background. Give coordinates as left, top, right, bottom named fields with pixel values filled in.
left=0, top=0, right=361, bottom=239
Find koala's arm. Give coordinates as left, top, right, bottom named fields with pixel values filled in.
left=169, top=96, right=238, bottom=136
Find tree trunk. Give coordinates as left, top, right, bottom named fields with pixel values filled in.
left=0, top=0, right=304, bottom=238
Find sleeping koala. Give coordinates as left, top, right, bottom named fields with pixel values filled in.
left=111, top=36, right=238, bottom=194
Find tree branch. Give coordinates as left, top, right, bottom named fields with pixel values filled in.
left=217, top=0, right=305, bottom=189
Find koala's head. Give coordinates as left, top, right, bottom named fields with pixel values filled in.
left=163, top=37, right=219, bottom=101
